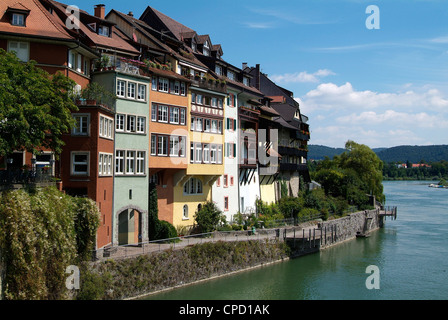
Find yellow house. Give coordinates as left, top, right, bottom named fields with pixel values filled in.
left=172, top=79, right=226, bottom=229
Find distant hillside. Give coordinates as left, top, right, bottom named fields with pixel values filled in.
left=375, top=145, right=448, bottom=163
left=308, top=145, right=346, bottom=160
left=308, top=144, right=448, bottom=163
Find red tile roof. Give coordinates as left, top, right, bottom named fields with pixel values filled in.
left=0, top=0, right=73, bottom=40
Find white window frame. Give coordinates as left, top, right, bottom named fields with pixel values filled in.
left=127, top=82, right=136, bottom=99
left=99, top=115, right=114, bottom=139
left=126, top=151, right=136, bottom=174
left=117, top=80, right=126, bottom=97
left=136, top=151, right=145, bottom=175
left=8, top=40, right=29, bottom=62
left=12, top=13, right=25, bottom=26
left=99, top=153, right=113, bottom=176
left=137, top=116, right=146, bottom=134
left=72, top=114, right=90, bottom=136
left=116, top=114, right=125, bottom=131
left=137, top=84, right=147, bottom=101
left=115, top=150, right=125, bottom=174
left=158, top=78, right=169, bottom=93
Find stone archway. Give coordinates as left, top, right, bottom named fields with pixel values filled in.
left=117, top=208, right=144, bottom=246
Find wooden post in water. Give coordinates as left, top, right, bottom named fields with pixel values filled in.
left=302, top=229, right=305, bottom=251
left=309, top=229, right=312, bottom=248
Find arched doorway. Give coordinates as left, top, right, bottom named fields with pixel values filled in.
left=118, top=208, right=142, bottom=245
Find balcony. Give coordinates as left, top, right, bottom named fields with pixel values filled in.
left=0, top=169, right=55, bottom=190
left=279, top=163, right=309, bottom=172
left=189, top=76, right=227, bottom=94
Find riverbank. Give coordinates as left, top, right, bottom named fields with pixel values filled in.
left=76, top=209, right=385, bottom=300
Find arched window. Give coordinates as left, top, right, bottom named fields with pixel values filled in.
left=183, top=178, right=203, bottom=195
left=183, top=205, right=189, bottom=219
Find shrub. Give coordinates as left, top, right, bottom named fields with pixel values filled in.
left=194, top=201, right=226, bottom=233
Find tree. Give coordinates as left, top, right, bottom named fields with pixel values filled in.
left=194, top=201, right=226, bottom=233
left=0, top=49, right=77, bottom=157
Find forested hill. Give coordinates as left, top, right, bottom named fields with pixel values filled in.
left=309, top=145, right=448, bottom=163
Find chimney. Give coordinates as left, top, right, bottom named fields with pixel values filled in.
left=94, top=4, right=105, bottom=19
left=242, top=62, right=248, bottom=70
left=128, top=12, right=134, bottom=17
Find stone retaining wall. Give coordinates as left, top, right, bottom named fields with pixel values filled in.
left=320, top=209, right=381, bottom=249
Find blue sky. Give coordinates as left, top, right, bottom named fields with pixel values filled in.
left=74, top=0, right=448, bottom=148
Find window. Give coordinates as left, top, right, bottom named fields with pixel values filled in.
left=183, top=178, right=203, bottom=195
left=230, top=176, right=234, bottom=186
left=183, top=205, right=189, bottom=219
left=174, top=81, right=180, bottom=95
left=217, top=145, right=223, bottom=164
left=180, top=108, right=186, bottom=125
left=170, top=107, right=179, bottom=124
left=151, top=105, right=157, bottom=122
left=116, top=114, right=125, bottom=131
left=210, top=145, right=217, bottom=163
left=12, top=14, right=25, bottom=26
left=169, top=136, right=185, bottom=157
left=149, top=173, right=159, bottom=185
left=137, top=116, right=146, bottom=133
left=158, top=78, right=168, bottom=92
left=99, top=153, right=113, bottom=176
left=180, top=82, right=186, bottom=96
left=227, top=71, right=235, bottom=81
left=158, top=105, right=168, bottom=123
left=243, top=77, right=250, bottom=86
left=151, top=136, right=157, bottom=155
left=203, top=40, right=210, bottom=56
left=138, top=84, right=147, bottom=101
left=99, top=115, right=113, bottom=139
left=136, top=151, right=145, bottom=174
left=203, top=144, right=210, bottom=163
left=191, top=93, right=196, bottom=104
left=117, top=80, right=126, bottom=97
left=8, top=41, right=29, bottom=62
left=126, top=115, right=136, bottom=133
left=223, top=174, right=228, bottom=187
left=72, top=152, right=89, bottom=176
left=196, top=118, right=202, bottom=132
left=211, top=120, right=218, bottom=133
left=197, top=94, right=203, bottom=105
left=151, top=77, right=157, bottom=90
left=215, top=65, right=222, bottom=76
left=204, top=119, right=210, bottom=132
left=158, top=135, right=168, bottom=156
left=98, top=25, right=110, bottom=37
left=224, top=197, right=229, bottom=211
left=115, top=150, right=124, bottom=174
left=211, top=97, right=217, bottom=108
left=72, top=114, right=89, bottom=136
left=126, top=151, right=135, bottom=174
left=195, top=143, right=202, bottom=163
left=127, top=82, right=136, bottom=99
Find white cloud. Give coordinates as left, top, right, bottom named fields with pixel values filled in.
left=300, top=82, right=448, bottom=148
left=301, top=82, right=448, bottom=114
left=270, top=69, right=335, bottom=84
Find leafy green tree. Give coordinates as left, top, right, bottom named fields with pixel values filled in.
left=194, top=201, right=226, bottom=233
left=0, top=49, right=77, bottom=157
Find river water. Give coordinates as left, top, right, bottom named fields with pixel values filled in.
left=146, top=181, right=448, bottom=300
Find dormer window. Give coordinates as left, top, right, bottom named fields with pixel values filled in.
left=243, top=77, right=250, bottom=86
left=7, top=5, right=30, bottom=27
left=227, top=70, right=235, bottom=81
left=191, top=39, right=197, bottom=52
left=12, top=13, right=25, bottom=26
left=98, top=25, right=110, bottom=37
left=203, top=40, right=210, bottom=56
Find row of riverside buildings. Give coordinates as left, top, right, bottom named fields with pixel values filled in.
left=0, top=0, right=311, bottom=250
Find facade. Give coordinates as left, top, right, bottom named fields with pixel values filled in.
left=1, top=1, right=311, bottom=249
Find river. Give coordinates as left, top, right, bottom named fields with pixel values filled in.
left=145, top=181, right=448, bottom=300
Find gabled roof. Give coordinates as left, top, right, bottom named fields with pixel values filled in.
left=140, top=6, right=194, bottom=42
left=0, top=0, right=73, bottom=40
left=48, top=0, right=139, bottom=55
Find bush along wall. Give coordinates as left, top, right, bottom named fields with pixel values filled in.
left=77, top=239, right=290, bottom=300
left=0, top=187, right=100, bottom=300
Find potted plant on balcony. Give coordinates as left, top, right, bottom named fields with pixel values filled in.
left=81, top=83, right=116, bottom=108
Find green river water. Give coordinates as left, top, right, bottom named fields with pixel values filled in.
left=145, top=181, right=448, bottom=300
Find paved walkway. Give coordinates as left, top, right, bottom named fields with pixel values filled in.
left=96, top=223, right=321, bottom=261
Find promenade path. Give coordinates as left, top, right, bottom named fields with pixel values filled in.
left=95, top=223, right=320, bottom=261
